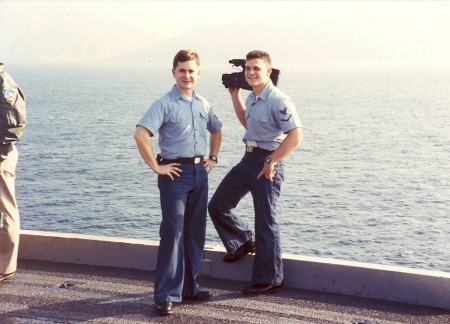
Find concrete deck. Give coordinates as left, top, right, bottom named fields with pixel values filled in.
left=2, top=259, right=450, bottom=323
left=1, top=230, right=450, bottom=323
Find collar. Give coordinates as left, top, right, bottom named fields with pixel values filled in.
left=169, top=85, right=200, bottom=102
left=249, top=80, right=273, bottom=103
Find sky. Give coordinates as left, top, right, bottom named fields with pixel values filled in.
left=1, top=1, right=450, bottom=69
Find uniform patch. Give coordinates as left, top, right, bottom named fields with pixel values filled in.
left=279, top=107, right=292, bottom=121
left=4, top=89, right=16, bottom=103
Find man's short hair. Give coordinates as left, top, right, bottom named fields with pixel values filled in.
left=173, top=50, right=200, bottom=69
left=246, top=50, right=271, bottom=67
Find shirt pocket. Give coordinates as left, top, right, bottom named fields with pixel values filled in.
left=199, top=111, right=208, bottom=122
left=168, top=112, right=183, bottom=123
left=256, top=114, right=272, bottom=134
left=258, top=115, right=270, bottom=123
left=198, top=112, right=208, bottom=135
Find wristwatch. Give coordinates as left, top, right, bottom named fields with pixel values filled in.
left=209, top=155, right=218, bottom=163
left=265, top=157, right=274, bottom=165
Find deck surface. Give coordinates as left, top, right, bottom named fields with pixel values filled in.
left=1, top=260, right=449, bottom=323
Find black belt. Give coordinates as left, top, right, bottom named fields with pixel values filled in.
left=159, top=155, right=204, bottom=164
left=245, top=146, right=273, bottom=154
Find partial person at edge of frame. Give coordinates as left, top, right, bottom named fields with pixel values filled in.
left=0, top=62, right=27, bottom=283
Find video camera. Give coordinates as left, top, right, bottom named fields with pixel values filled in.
left=222, top=59, right=280, bottom=91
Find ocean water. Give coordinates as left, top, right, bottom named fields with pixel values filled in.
left=7, top=63, right=450, bottom=273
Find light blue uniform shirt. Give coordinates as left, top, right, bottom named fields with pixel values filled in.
left=138, top=85, right=222, bottom=159
left=243, top=80, right=302, bottom=151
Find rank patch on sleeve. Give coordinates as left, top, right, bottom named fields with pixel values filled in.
left=279, top=107, right=292, bottom=121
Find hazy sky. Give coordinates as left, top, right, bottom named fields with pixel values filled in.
left=1, top=1, right=450, bottom=69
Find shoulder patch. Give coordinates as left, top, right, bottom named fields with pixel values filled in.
left=4, top=89, right=16, bottom=103
left=279, top=107, right=292, bottom=121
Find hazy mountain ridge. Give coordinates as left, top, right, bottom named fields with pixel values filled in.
left=100, top=24, right=383, bottom=69
left=1, top=5, right=157, bottom=63
left=2, top=2, right=449, bottom=70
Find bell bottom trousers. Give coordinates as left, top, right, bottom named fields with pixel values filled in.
left=208, top=152, right=285, bottom=285
left=154, top=162, right=208, bottom=303
left=0, top=146, right=19, bottom=275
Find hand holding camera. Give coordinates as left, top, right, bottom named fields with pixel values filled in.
left=222, top=59, right=280, bottom=90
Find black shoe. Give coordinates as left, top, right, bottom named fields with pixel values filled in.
left=0, top=272, right=15, bottom=282
left=155, top=302, right=173, bottom=316
left=182, top=290, right=213, bottom=301
left=243, top=282, right=284, bottom=295
left=223, top=236, right=256, bottom=263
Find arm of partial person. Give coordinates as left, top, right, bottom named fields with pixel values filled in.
left=134, top=125, right=182, bottom=180
left=257, top=127, right=303, bottom=181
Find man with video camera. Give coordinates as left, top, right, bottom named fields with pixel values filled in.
left=209, top=50, right=302, bottom=295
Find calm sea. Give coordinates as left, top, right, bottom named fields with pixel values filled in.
left=6, top=63, right=450, bottom=273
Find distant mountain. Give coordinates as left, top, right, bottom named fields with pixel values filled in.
left=2, top=8, right=386, bottom=69
left=1, top=6, right=158, bottom=63
left=100, top=24, right=383, bottom=69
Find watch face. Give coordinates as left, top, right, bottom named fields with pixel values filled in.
left=266, top=157, right=271, bottom=164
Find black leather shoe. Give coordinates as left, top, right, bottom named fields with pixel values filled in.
left=182, top=290, right=213, bottom=301
left=0, top=272, right=15, bottom=282
left=243, top=282, right=284, bottom=295
left=223, top=236, right=256, bottom=263
left=155, top=302, right=173, bottom=316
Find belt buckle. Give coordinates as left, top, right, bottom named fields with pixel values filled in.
left=194, top=157, right=201, bottom=164
left=246, top=146, right=254, bottom=152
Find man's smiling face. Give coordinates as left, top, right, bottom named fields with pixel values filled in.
left=172, top=59, right=201, bottom=95
left=245, top=58, right=272, bottom=92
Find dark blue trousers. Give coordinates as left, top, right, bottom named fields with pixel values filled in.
left=208, top=152, right=285, bottom=285
left=155, top=162, right=208, bottom=303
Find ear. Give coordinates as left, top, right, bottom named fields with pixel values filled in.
left=172, top=69, right=175, bottom=78
left=267, top=67, right=272, bottom=76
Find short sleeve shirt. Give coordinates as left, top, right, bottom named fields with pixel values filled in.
left=243, top=81, right=302, bottom=151
left=138, top=85, right=222, bottom=159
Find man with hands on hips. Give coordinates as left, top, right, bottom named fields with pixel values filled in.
left=208, top=50, right=302, bottom=295
left=134, top=50, right=222, bottom=316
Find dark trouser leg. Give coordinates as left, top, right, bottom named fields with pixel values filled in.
left=208, top=164, right=253, bottom=253
left=155, top=164, right=199, bottom=303
left=250, top=160, right=285, bottom=284
left=182, top=163, right=208, bottom=297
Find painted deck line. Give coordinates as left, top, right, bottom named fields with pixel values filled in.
left=18, top=230, right=450, bottom=310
